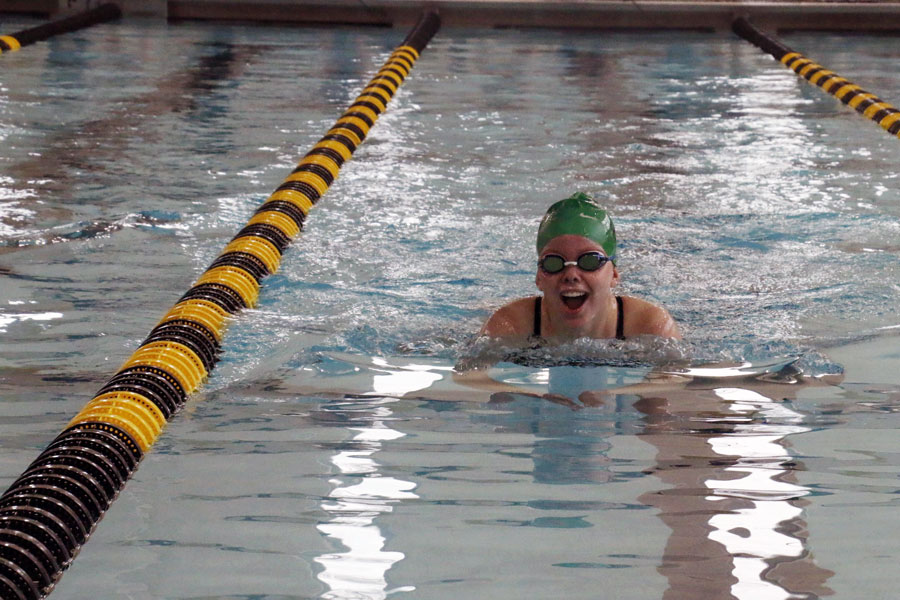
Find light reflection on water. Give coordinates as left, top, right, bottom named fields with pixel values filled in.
left=706, top=388, right=818, bottom=600
left=316, top=399, right=417, bottom=600
left=314, top=366, right=447, bottom=598
left=0, top=19, right=898, bottom=600
left=634, top=377, right=837, bottom=600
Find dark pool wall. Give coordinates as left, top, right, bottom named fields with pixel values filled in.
left=7, top=1, right=900, bottom=32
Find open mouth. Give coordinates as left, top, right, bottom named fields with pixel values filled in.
left=561, top=291, right=587, bottom=310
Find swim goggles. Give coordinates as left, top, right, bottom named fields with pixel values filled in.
left=539, top=251, right=615, bottom=274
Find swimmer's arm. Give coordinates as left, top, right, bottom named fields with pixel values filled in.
left=654, top=311, right=681, bottom=339
left=455, top=299, right=538, bottom=397
left=629, top=298, right=682, bottom=339
left=479, top=311, right=517, bottom=338
left=451, top=368, right=530, bottom=395
left=478, top=297, right=535, bottom=341
left=601, top=373, right=693, bottom=395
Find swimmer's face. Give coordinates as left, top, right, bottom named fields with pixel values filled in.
left=535, top=234, right=619, bottom=336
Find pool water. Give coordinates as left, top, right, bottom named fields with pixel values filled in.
left=1, top=15, right=899, bottom=600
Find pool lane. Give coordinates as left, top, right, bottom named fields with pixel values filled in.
left=0, top=12, right=440, bottom=600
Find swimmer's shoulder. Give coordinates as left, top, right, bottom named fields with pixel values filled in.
left=479, top=296, right=538, bottom=341
left=621, top=295, right=682, bottom=339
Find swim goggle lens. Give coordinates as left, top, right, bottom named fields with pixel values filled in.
left=539, top=252, right=615, bottom=274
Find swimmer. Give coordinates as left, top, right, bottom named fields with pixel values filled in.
left=480, top=191, right=681, bottom=345
left=452, top=192, right=680, bottom=395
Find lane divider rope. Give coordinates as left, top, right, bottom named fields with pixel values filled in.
left=733, top=16, right=900, bottom=138
left=0, top=10, right=441, bottom=599
left=0, top=3, right=122, bottom=54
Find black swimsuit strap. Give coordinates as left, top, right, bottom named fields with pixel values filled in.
left=533, top=296, right=542, bottom=338
left=616, top=296, right=625, bottom=340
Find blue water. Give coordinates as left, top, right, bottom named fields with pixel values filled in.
left=1, top=16, right=899, bottom=600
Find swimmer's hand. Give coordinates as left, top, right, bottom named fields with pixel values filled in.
left=488, top=390, right=608, bottom=410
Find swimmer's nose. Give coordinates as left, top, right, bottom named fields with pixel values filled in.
left=561, top=265, right=582, bottom=281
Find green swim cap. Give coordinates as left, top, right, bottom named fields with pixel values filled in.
left=536, top=192, right=617, bottom=261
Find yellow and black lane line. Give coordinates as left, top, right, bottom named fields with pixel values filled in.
left=0, top=9, right=440, bottom=600
left=0, top=35, right=22, bottom=53
left=733, top=17, right=900, bottom=138
left=0, top=3, right=121, bottom=55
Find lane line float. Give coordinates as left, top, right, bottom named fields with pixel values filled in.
left=733, top=16, right=900, bottom=139
left=0, top=3, right=122, bottom=54
left=0, top=10, right=441, bottom=599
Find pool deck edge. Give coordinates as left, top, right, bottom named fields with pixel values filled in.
left=161, top=1, right=900, bottom=32
left=5, top=1, right=900, bottom=32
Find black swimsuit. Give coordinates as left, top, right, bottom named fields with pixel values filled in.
left=533, top=295, right=625, bottom=340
